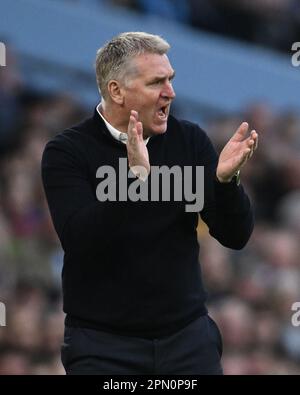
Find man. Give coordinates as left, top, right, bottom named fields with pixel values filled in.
left=41, top=32, right=258, bottom=375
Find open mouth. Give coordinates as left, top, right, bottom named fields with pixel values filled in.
left=157, top=105, right=169, bottom=120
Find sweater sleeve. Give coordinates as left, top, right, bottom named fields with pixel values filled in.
left=197, top=128, right=254, bottom=250
left=41, top=132, right=118, bottom=254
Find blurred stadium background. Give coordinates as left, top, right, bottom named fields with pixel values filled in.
left=0, top=0, right=300, bottom=375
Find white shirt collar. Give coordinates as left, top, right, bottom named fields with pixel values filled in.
left=96, top=103, right=150, bottom=145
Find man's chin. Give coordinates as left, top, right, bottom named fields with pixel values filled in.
left=149, top=122, right=168, bottom=136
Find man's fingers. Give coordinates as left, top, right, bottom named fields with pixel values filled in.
left=247, top=138, right=255, bottom=150
left=240, top=148, right=251, bottom=166
left=131, top=110, right=138, bottom=120
left=129, top=128, right=138, bottom=145
left=128, top=115, right=136, bottom=129
left=136, top=122, right=143, bottom=139
left=233, top=148, right=251, bottom=169
left=251, top=130, right=258, bottom=150
left=231, top=122, right=249, bottom=142
left=247, top=130, right=258, bottom=158
left=128, top=110, right=140, bottom=140
left=244, top=130, right=258, bottom=148
left=128, top=115, right=137, bottom=138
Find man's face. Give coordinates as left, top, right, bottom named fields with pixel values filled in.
left=122, top=53, right=176, bottom=137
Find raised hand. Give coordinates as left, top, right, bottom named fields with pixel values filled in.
left=126, top=110, right=150, bottom=181
left=216, top=122, right=258, bottom=183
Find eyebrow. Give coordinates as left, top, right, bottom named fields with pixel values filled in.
left=148, top=71, right=176, bottom=83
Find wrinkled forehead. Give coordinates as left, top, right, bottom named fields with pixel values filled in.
left=128, top=53, right=174, bottom=79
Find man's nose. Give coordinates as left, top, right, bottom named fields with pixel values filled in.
left=162, top=82, right=176, bottom=99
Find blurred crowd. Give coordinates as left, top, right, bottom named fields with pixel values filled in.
left=200, top=102, right=300, bottom=373
left=75, top=0, right=300, bottom=53
left=0, top=44, right=300, bottom=375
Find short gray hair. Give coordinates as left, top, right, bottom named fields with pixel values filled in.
left=95, top=32, right=170, bottom=100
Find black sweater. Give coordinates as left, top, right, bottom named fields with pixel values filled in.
left=41, top=109, right=253, bottom=338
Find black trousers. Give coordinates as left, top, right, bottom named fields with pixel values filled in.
left=61, top=314, right=223, bottom=375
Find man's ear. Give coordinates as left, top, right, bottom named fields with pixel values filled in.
left=107, top=80, right=124, bottom=105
